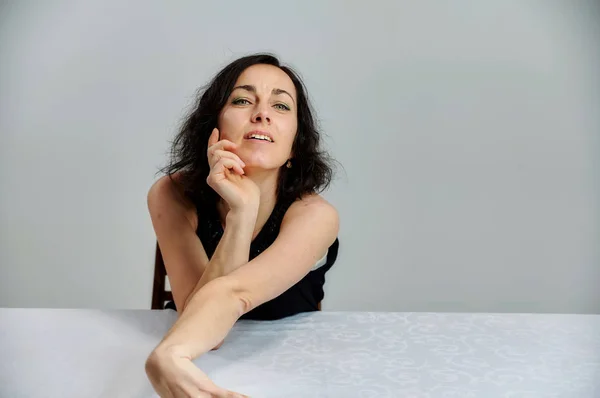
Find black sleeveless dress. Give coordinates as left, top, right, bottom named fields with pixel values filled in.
left=165, top=197, right=339, bottom=320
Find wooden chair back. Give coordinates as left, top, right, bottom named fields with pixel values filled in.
left=151, top=242, right=172, bottom=309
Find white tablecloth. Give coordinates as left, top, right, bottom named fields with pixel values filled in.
left=1, top=309, right=599, bottom=397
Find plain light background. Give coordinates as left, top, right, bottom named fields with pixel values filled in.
left=1, top=1, right=599, bottom=314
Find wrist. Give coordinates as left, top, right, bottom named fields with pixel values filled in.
left=206, top=209, right=255, bottom=275
left=151, top=343, right=191, bottom=362
left=226, top=206, right=258, bottom=225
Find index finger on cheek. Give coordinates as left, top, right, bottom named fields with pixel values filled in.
left=220, top=140, right=237, bottom=151
left=208, top=128, right=219, bottom=147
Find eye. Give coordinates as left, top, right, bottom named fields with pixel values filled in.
left=232, top=98, right=251, bottom=105
left=274, top=103, right=291, bottom=111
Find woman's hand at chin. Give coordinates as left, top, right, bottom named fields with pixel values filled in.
left=206, top=128, right=260, bottom=213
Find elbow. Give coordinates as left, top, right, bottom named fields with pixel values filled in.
left=186, top=276, right=251, bottom=318
left=235, top=291, right=253, bottom=315
left=218, top=277, right=253, bottom=316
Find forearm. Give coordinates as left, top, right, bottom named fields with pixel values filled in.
left=209, top=208, right=257, bottom=276
left=156, top=278, right=246, bottom=360
left=182, top=208, right=257, bottom=311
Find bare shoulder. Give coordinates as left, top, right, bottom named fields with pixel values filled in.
left=147, top=172, right=198, bottom=230
left=283, top=193, right=339, bottom=236
left=288, top=193, right=337, bottom=212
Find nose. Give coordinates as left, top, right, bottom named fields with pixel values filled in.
left=251, top=104, right=271, bottom=124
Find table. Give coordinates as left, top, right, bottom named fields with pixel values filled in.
left=1, top=309, right=599, bottom=397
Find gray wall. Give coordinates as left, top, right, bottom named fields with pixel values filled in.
left=1, top=1, right=599, bottom=313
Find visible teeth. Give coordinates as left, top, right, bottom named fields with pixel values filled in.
left=249, top=134, right=272, bottom=142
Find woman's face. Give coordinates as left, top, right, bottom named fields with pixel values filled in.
left=217, top=64, right=298, bottom=171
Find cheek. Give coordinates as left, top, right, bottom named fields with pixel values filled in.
left=282, top=119, right=297, bottom=142
left=218, top=109, right=244, bottom=139
left=287, top=124, right=298, bottom=149
left=218, top=109, right=234, bottom=129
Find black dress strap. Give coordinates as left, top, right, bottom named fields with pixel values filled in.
left=197, top=197, right=295, bottom=259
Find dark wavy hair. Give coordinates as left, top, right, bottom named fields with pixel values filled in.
left=158, top=53, right=336, bottom=207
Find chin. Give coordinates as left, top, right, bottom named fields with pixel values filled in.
left=244, top=163, right=279, bottom=173
left=239, top=153, right=282, bottom=171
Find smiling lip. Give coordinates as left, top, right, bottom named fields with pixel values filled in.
left=244, top=130, right=274, bottom=143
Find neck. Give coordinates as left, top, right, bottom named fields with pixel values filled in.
left=245, top=166, right=280, bottom=207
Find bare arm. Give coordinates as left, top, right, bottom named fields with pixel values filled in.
left=147, top=175, right=209, bottom=312
left=152, top=196, right=339, bottom=360
left=148, top=175, right=259, bottom=314
left=182, top=207, right=258, bottom=312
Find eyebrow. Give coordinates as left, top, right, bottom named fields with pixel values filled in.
left=232, top=85, right=296, bottom=105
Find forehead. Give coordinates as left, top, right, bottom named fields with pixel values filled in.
left=234, top=64, right=296, bottom=98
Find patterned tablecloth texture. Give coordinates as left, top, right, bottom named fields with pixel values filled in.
left=1, top=309, right=599, bottom=397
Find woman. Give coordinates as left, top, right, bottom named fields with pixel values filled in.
left=145, top=53, right=340, bottom=397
